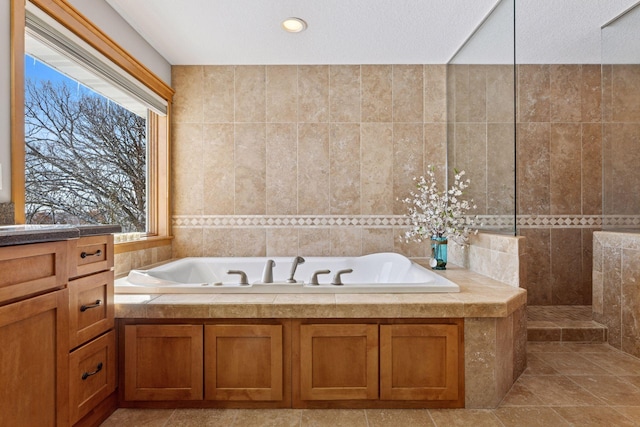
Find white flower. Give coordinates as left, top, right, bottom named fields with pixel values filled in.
left=402, top=165, right=479, bottom=245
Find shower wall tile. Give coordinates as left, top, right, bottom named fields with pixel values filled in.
left=392, top=123, right=424, bottom=214
left=172, top=66, right=203, bottom=124
left=266, top=123, right=297, bottom=215
left=518, top=64, right=550, bottom=123
left=298, top=65, right=329, bottom=123
left=361, top=65, right=392, bottom=122
left=582, top=229, right=595, bottom=305
left=621, top=247, right=640, bottom=356
left=581, top=65, right=601, bottom=122
left=468, top=65, right=487, bottom=123
left=612, top=65, right=640, bottom=122
left=266, top=65, right=297, bottom=123
left=452, top=65, right=470, bottom=122
left=550, top=65, right=581, bottom=122
left=486, top=65, right=515, bottom=123
left=424, top=64, right=447, bottom=123
left=361, top=123, right=394, bottom=215
left=550, top=228, right=584, bottom=304
left=487, top=123, right=515, bottom=216
left=582, top=123, right=602, bottom=215
left=203, top=124, right=234, bottom=215
left=298, top=123, right=330, bottom=214
left=172, top=123, right=204, bottom=216
left=330, top=65, right=361, bottom=123
left=330, top=123, right=361, bottom=215
left=393, top=65, right=424, bottom=122
left=601, top=65, right=613, bottom=122
left=203, top=66, right=234, bottom=123
left=550, top=123, right=581, bottom=214
left=234, top=66, right=266, bottom=123
left=518, top=228, right=551, bottom=305
left=516, top=122, right=550, bottom=215
left=234, top=123, right=266, bottom=214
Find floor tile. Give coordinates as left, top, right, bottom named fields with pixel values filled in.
left=165, top=408, right=238, bottom=426
left=532, top=351, right=610, bottom=375
left=521, top=353, right=559, bottom=375
left=584, top=350, right=640, bottom=375
left=613, top=407, right=640, bottom=424
left=301, top=409, right=367, bottom=427
left=428, top=409, right=502, bottom=427
left=568, top=375, right=640, bottom=406
left=99, top=408, right=174, bottom=427
left=493, top=407, right=571, bottom=427
left=232, top=409, right=302, bottom=427
left=552, top=406, right=637, bottom=427
left=512, top=375, right=605, bottom=406
left=365, top=409, right=434, bottom=427
left=498, top=380, right=545, bottom=406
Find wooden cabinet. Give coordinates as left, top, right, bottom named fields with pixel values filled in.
left=68, top=234, right=113, bottom=279
left=0, top=289, right=69, bottom=427
left=69, top=330, right=117, bottom=424
left=296, top=323, right=378, bottom=401
left=124, top=324, right=203, bottom=401
left=69, top=270, right=114, bottom=349
left=380, top=324, right=461, bottom=402
left=204, top=324, right=285, bottom=401
left=293, top=320, right=464, bottom=408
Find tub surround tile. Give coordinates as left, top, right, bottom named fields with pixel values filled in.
left=486, top=65, right=515, bottom=124
left=361, top=228, right=395, bottom=255
left=329, top=65, right=361, bottom=123
left=266, top=65, right=297, bottom=123
left=423, top=64, right=447, bottom=123
left=392, top=123, right=424, bottom=214
left=298, top=123, right=330, bottom=214
left=266, top=124, right=297, bottom=215
left=298, top=65, right=329, bottom=123
left=329, top=123, right=361, bottom=215
left=234, top=123, right=266, bottom=214
left=361, top=123, right=394, bottom=215
left=234, top=65, right=266, bottom=123
left=172, top=123, right=204, bottom=216
left=266, top=228, right=299, bottom=257
left=203, top=123, right=235, bottom=215
left=203, top=66, right=235, bottom=123
left=172, top=66, right=203, bottom=124
left=361, top=65, right=392, bottom=122
left=392, top=65, right=423, bottom=123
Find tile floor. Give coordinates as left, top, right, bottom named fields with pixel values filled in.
left=101, top=342, right=640, bottom=427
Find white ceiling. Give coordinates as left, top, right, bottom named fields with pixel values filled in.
left=106, top=0, right=639, bottom=65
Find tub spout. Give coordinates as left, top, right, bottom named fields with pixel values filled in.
left=309, top=269, right=331, bottom=285
left=287, top=256, right=305, bottom=283
left=262, top=259, right=276, bottom=283
left=331, top=268, right=353, bottom=286
left=227, top=270, right=249, bottom=286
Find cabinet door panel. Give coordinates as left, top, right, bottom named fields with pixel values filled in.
left=124, top=324, right=203, bottom=401
left=298, top=324, right=378, bottom=401
left=380, top=324, right=460, bottom=401
left=0, top=290, right=68, bottom=427
left=205, top=324, right=283, bottom=401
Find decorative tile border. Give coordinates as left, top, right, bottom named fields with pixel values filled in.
left=172, top=214, right=640, bottom=229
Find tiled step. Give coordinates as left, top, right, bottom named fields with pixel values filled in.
left=527, top=305, right=608, bottom=343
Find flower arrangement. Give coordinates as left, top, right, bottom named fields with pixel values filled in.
left=402, top=165, right=478, bottom=246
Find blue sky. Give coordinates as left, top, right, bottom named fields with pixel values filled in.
left=25, top=54, right=77, bottom=86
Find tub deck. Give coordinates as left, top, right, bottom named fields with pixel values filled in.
left=115, top=263, right=527, bottom=408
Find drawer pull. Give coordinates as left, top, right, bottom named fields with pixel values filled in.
left=82, top=362, right=103, bottom=380
left=80, top=249, right=102, bottom=259
left=80, top=300, right=102, bottom=312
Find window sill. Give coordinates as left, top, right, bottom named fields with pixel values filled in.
left=114, top=235, right=173, bottom=254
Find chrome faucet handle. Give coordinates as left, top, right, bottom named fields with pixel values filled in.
left=287, top=256, right=306, bottom=283
left=331, top=268, right=353, bottom=286
left=309, top=269, right=331, bottom=286
left=227, top=270, right=249, bottom=286
left=262, top=259, right=276, bottom=283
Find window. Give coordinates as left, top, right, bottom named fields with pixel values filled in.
left=11, top=0, right=173, bottom=249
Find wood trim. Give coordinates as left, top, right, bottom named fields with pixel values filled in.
left=114, top=236, right=173, bottom=254
left=10, top=0, right=26, bottom=224
left=28, top=0, right=173, bottom=101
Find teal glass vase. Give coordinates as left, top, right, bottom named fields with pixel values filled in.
left=430, top=236, right=448, bottom=270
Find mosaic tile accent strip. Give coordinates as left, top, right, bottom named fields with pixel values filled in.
left=171, top=215, right=640, bottom=229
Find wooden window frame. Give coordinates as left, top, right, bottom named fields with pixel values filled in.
left=11, top=0, right=173, bottom=253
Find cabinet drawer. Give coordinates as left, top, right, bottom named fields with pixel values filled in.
left=69, top=270, right=114, bottom=349
left=69, top=330, right=117, bottom=425
left=0, top=241, right=67, bottom=304
left=69, top=235, right=113, bottom=279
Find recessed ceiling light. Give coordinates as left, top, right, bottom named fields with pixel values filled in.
left=281, top=17, right=307, bottom=33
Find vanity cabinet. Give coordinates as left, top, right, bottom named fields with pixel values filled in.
left=67, top=234, right=116, bottom=425
left=0, top=241, right=69, bottom=426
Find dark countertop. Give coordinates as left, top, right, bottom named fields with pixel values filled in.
left=0, top=224, right=121, bottom=247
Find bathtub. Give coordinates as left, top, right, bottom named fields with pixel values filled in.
left=115, top=252, right=459, bottom=294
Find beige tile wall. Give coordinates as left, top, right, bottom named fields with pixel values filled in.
left=593, top=231, right=640, bottom=358
left=449, top=64, right=604, bottom=305
left=171, top=65, right=447, bottom=258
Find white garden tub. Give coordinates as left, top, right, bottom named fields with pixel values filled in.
left=115, top=252, right=459, bottom=294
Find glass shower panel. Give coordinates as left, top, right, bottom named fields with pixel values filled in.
left=446, top=0, right=516, bottom=235
left=601, top=3, right=640, bottom=231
